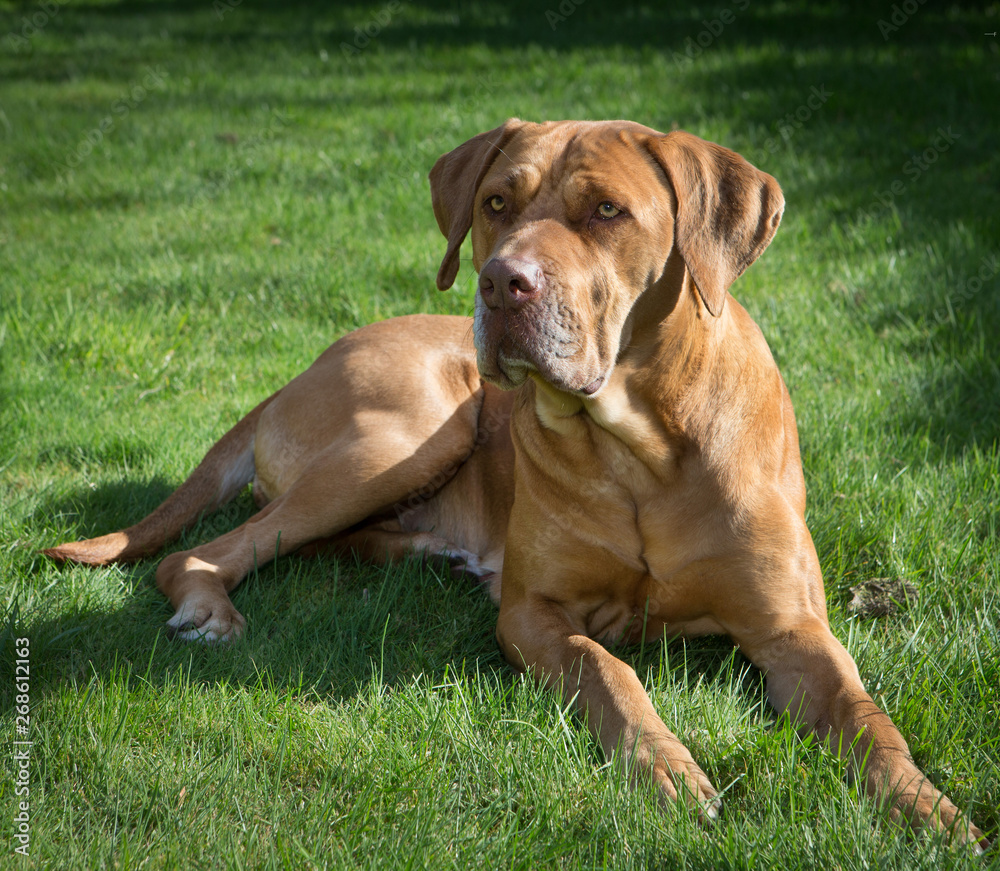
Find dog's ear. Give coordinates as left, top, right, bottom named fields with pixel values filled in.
left=428, top=119, right=523, bottom=291
left=645, top=130, right=784, bottom=316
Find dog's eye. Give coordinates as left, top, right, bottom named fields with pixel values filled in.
left=487, top=195, right=506, bottom=213
left=596, top=202, right=621, bottom=219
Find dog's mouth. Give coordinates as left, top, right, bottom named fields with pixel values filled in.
left=489, top=358, right=605, bottom=397
left=489, top=354, right=532, bottom=390
left=478, top=327, right=608, bottom=397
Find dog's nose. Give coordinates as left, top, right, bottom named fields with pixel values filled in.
left=478, top=257, right=544, bottom=310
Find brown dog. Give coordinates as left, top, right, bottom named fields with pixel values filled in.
left=46, top=119, right=983, bottom=847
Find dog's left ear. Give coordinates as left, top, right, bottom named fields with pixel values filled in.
left=644, top=130, right=784, bottom=316
left=429, top=119, right=523, bottom=290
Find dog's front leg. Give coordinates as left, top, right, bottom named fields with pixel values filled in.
left=496, top=598, right=720, bottom=820
left=742, top=617, right=986, bottom=849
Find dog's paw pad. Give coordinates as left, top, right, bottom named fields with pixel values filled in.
left=171, top=623, right=240, bottom=644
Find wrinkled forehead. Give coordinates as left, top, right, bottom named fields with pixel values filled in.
left=479, top=121, right=670, bottom=215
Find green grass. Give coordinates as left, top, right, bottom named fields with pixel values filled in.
left=1, top=1, right=999, bottom=867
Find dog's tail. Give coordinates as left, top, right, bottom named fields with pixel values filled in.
left=42, top=393, right=277, bottom=566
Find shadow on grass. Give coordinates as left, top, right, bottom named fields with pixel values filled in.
left=11, top=471, right=759, bottom=742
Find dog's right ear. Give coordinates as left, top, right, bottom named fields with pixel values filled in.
left=428, top=119, right=522, bottom=291
left=644, top=130, right=784, bottom=316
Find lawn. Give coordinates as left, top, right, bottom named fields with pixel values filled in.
left=1, top=1, right=998, bottom=868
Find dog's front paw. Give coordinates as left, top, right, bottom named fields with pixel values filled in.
left=627, top=733, right=720, bottom=825
left=894, top=788, right=987, bottom=853
left=165, top=594, right=246, bottom=644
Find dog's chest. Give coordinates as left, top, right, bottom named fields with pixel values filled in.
left=521, top=404, right=731, bottom=642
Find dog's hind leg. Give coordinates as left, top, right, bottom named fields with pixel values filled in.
left=158, top=400, right=483, bottom=643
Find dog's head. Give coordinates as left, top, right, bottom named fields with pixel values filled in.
left=429, top=119, right=783, bottom=396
